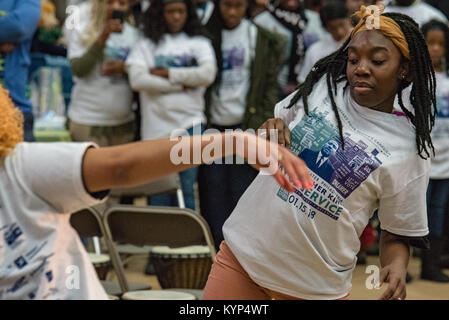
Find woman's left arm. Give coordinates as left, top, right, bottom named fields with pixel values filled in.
left=378, top=230, right=410, bottom=300
left=168, top=60, right=217, bottom=87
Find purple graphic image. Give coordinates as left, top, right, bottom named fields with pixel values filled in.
left=329, top=135, right=382, bottom=198
left=437, top=94, right=449, bottom=118
left=222, top=47, right=245, bottom=71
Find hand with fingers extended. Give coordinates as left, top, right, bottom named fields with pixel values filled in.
left=378, top=262, right=407, bottom=300
left=258, top=118, right=291, bottom=148
left=236, top=132, right=313, bottom=192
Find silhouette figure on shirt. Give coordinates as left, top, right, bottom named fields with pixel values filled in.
left=299, top=139, right=339, bottom=182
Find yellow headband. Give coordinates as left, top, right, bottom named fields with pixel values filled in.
left=351, top=5, right=410, bottom=60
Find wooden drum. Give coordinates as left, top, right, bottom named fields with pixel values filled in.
left=88, top=253, right=112, bottom=281
left=149, top=246, right=212, bottom=289
left=122, top=290, right=196, bottom=300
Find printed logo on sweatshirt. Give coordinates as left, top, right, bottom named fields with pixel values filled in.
left=437, top=94, right=449, bottom=119
left=155, top=54, right=198, bottom=68
left=4, top=223, right=24, bottom=249
left=432, top=93, right=449, bottom=138
left=221, top=46, right=247, bottom=88
left=277, top=106, right=383, bottom=221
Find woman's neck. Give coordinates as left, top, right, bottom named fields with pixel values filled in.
left=224, top=20, right=243, bottom=30
left=352, top=92, right=396, bottom=114
left=433, top=62, right=443, bottom=73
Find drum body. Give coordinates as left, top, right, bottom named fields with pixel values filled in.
left=88, top=253, right=112, bottom=281
left=122, top=290, right=196, bottom=300
left=149, top=246, right=212, bottom=289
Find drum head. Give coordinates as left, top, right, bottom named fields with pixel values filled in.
left=122, top=290, right=197, bottom=300
left=87, top=253, right=111, bottom=264
left=150, top=246, right=210, bottom=255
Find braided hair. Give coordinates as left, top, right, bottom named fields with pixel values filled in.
left=421, top=19, right=449, bottom=77
left=287, top=12, right=437, bottom=159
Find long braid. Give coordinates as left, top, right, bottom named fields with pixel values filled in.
left=287, top=12, right=437, bottom=159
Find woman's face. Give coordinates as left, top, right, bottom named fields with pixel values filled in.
left=346, top=30, right=408, bottom=112
left=326, top=18, right=352, bottom=43
left=220, top=0, right=247, bottom=30
left=163, top=2, right=188, bottom=34
left=107, top=0, right=130, bottom=15
left=426, top=29, right=445, bottom=71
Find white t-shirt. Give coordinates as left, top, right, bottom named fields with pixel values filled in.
left=64, top=2, right=140, bottom=126
left=297, top=34, right=341, bottom=84
left=429, top=72, right=449, bottom=179
left=385, top=1, right=448, bottom=26
left=253, top=9, right=326, bottom=88
left=210, top=19, right=257, bottom=126
left=223, top=76, right=429, bottom=299
left=126, top=33, right=216, bottom=140
left=0, top=142, right=108, bottom=300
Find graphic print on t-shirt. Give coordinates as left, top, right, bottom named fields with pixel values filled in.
left=433, top=93, right=449, bottom=138
left=155, top=54, right=198, bottom=68
left=104, top=45, right=134, bottom=83
left=0, top=214, right=54, bottom=299
left=276, top=106, right=383, bottom=221
left=105, top=45, right=132, bottom=62
left=221, top=46, right=246, bottom=88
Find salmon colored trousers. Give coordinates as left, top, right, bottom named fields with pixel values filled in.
left=203, top=241, right=349, bottom=300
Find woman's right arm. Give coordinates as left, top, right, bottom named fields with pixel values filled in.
left=82, top=132, right=314, bottom=194
left=127, top=64, right=183, bottom=93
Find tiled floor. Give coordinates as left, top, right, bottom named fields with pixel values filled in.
left=101, top=253, right=449, bottom=300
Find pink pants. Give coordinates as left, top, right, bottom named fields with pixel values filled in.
left=204, top=241, right=349, bottom=300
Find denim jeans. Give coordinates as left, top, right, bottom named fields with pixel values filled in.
left=23, top=111, right=35, bottom=142
left=147, top=124, right=205, bottom=211
left=427, top=179, right=449, bottom=237
left=198, top=124, right=258, bottom=250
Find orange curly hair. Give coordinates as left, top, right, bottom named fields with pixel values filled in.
left=0, top=85, right=23, bottom=160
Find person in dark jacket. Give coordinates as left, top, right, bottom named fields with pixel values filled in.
left=199, top=0, right=285, bottom=250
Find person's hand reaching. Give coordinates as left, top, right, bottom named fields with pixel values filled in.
left=259, top=118, right=291, bottom=148
left=234, top=132, right=313, bottom=192
left=378, top=262, right=407, bottom=300
left=102, top=60, right=125, bottom=77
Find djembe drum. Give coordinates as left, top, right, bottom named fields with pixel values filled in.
left=122, top=290, right=196, bottom=300
left=149, top=245, right=212, bottom=289
left=88, top=253, right=112, bottom=281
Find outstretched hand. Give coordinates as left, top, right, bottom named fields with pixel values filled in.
left=236, top=132, right=313, bottom=192
left=259, top=118, right=291, bottom=148
left=378, top=262, right=407, bottom=300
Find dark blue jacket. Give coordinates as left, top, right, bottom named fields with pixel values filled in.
left=0, top=0, right=41, bottom=113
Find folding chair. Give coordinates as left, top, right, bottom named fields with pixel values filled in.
left=106, top=174, right=186, bottom=267
left=70, top=207, right=151, bottom=297
left=108, top=173, right=185, bottom=208
left=102, top=205, right=217, bottom=299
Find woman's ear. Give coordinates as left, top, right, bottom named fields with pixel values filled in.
left=399, top=60, right=413, bottom=82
